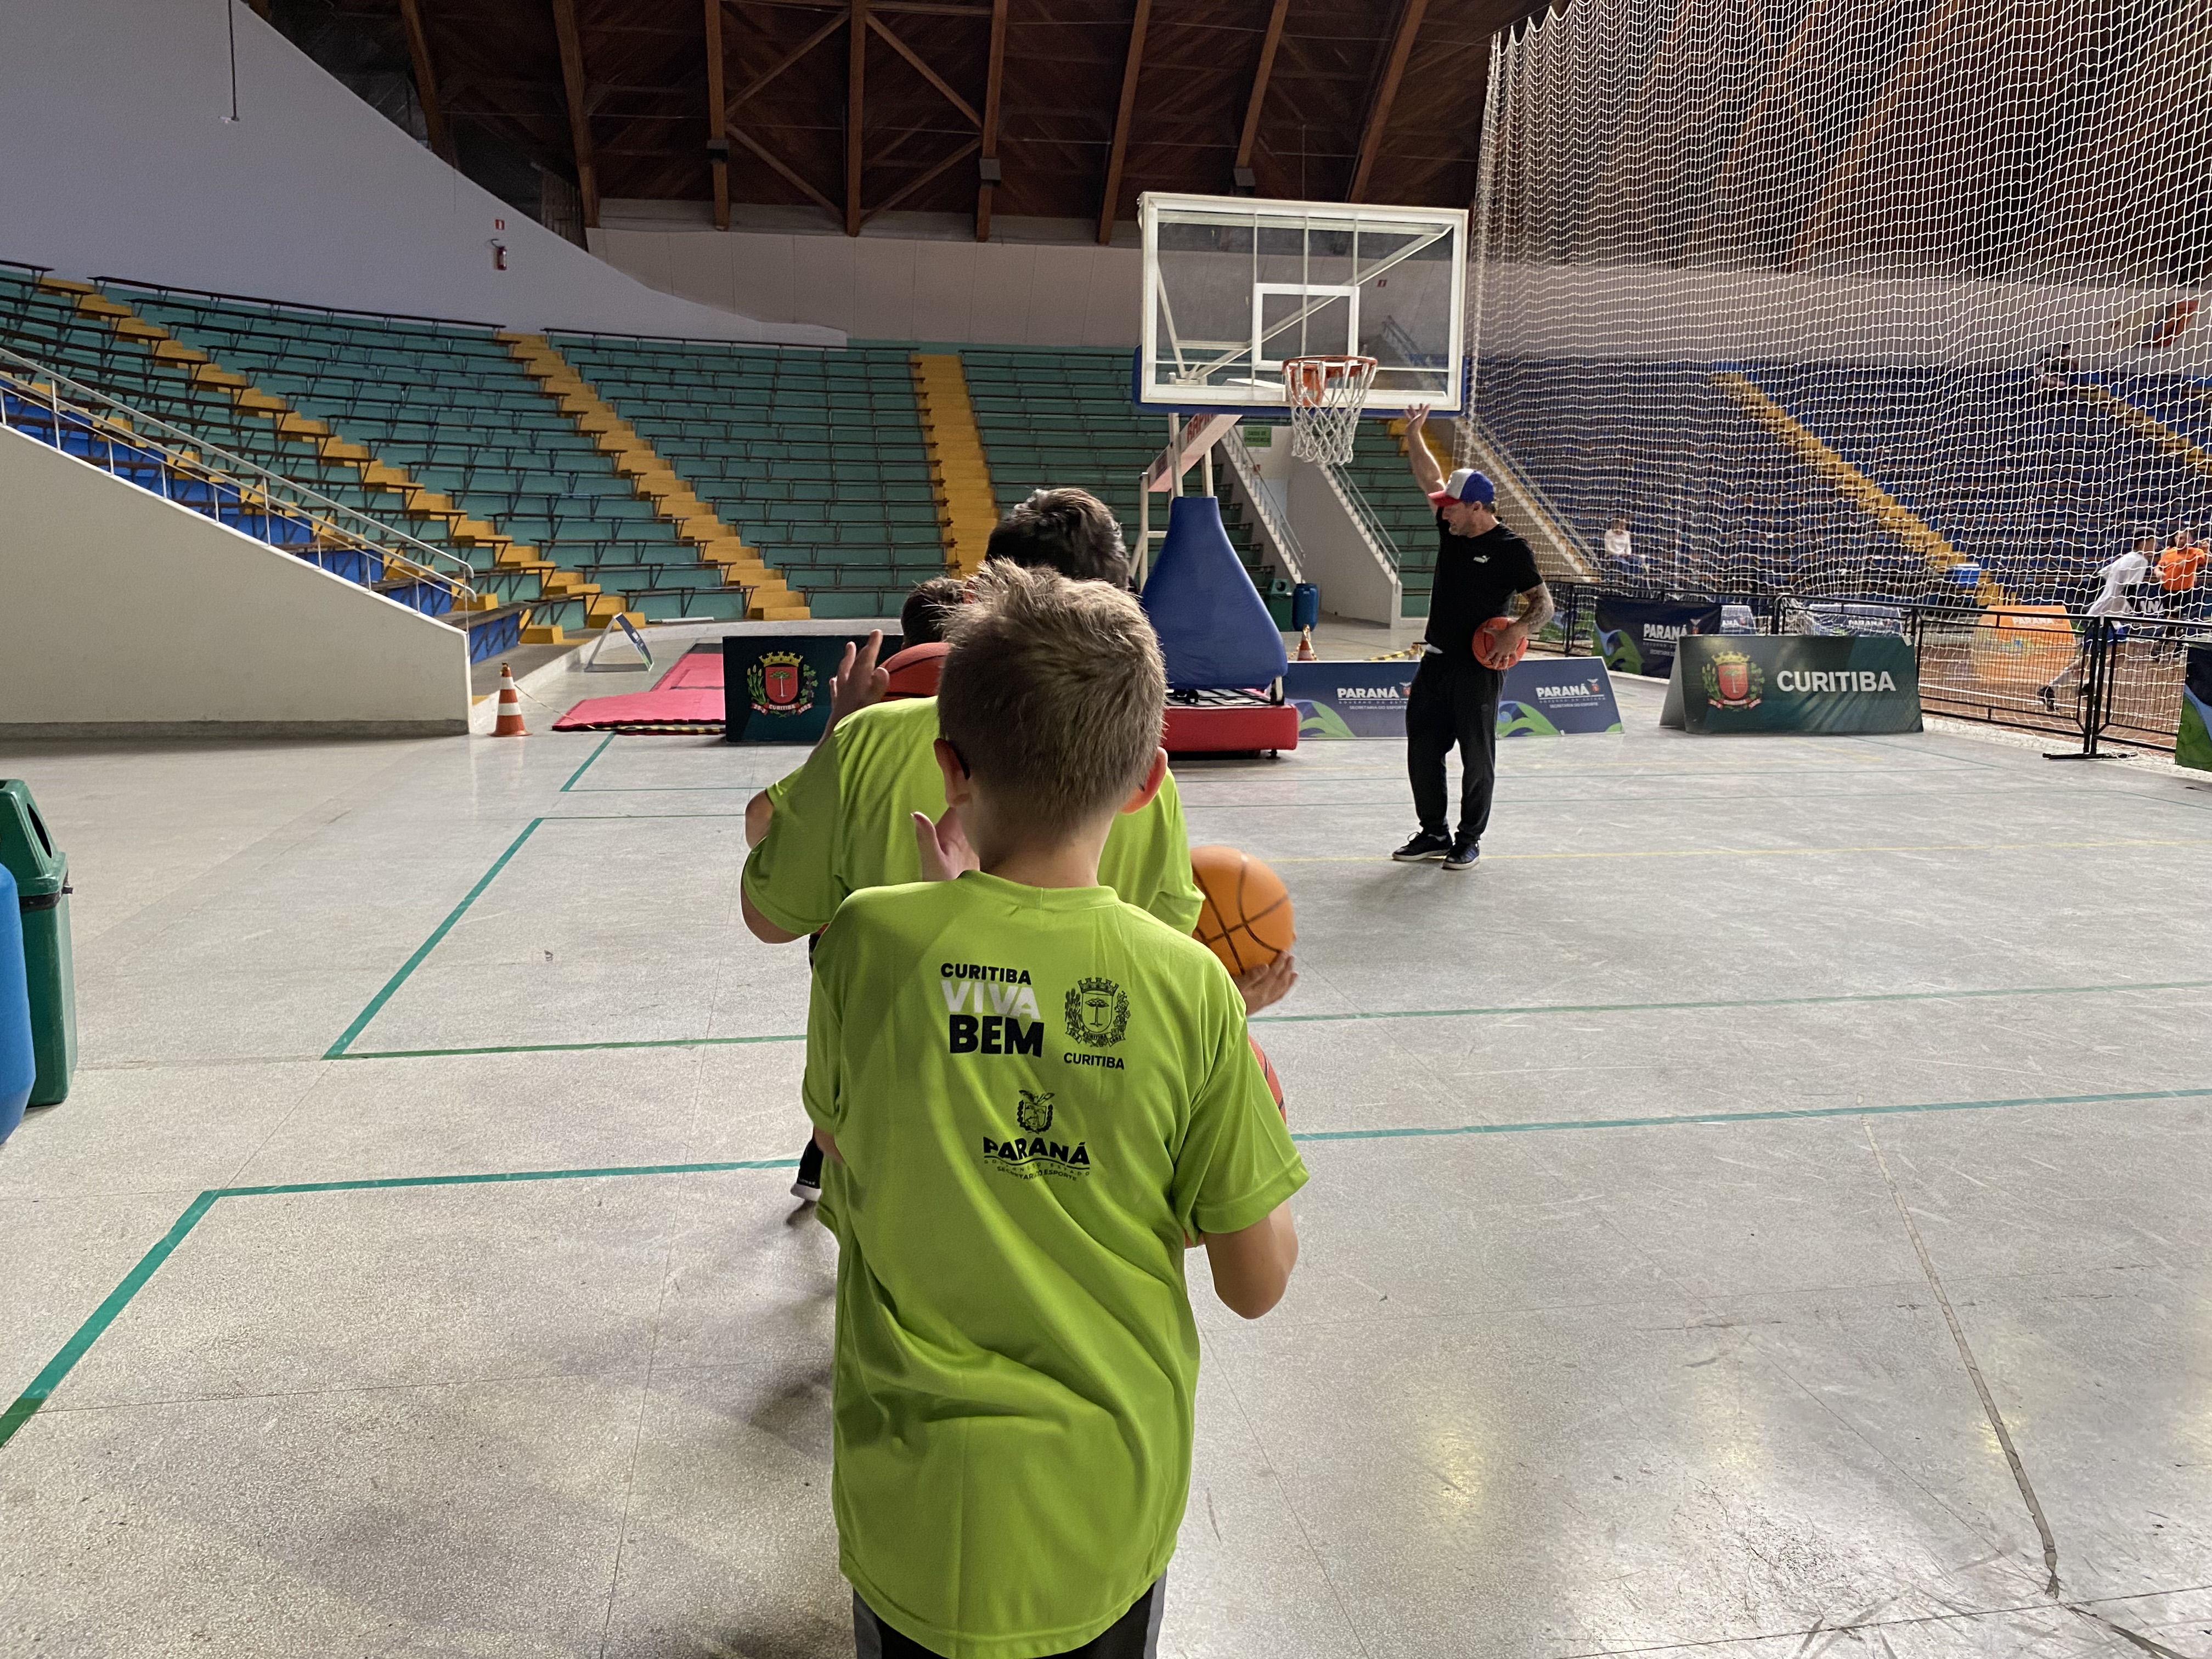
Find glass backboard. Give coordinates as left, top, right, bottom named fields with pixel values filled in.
left=1138, top=193, right=1468, bottom=413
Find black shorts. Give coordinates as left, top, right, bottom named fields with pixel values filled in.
left=853, top=1576, right=1166, bottom=1659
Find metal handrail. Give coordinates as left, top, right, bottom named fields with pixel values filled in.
left=1320, top=457, right=1401, bottom=572
left=0, top=342, right=478, bottom=602
left=1218, top=426, right=1306, bottom=585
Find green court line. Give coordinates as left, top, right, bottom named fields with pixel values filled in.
left=9, top=1080, right=2205, bottom=1455
left=219, top=1158, right=792, bottom=1197
left=558, top=733, right=616, bottom=793
left=322, top=977, right=2212, bottom=1063
left=1288, top=1084, right=2212, bottom=1144
left=0, top=1192, right=220, bottom=1450
left=334, top=1032, right=807, bottom=1061
left=322, top=819, right=544, bottom=1060
left=0, top=1159, right=789, bottom=1453
left=1250, top=978, right=2212, bottom=1028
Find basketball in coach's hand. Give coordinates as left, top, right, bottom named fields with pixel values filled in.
left=1191, top=846, right=1295, bottom=975
left=1474, top=614, right=1528, bottom=670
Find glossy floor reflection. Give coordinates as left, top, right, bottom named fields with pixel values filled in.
left=0, top=674, right=2207, bottom=1658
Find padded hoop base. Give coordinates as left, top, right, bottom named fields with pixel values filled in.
left=1163, top=703, right=1300, bottom=755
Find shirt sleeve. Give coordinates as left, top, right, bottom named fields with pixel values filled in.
left=1511, top=538, right=1544, bottom=592
left=1171, top=979, right=1309, bottom=1239
left=1139, top=777, right=1205, bottom=935
left=800, top=915, right=848, bottom=1139
left=741, top=727, right=846, bottom=936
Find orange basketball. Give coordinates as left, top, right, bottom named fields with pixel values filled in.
left=1249, top=1035, right=1286, bottom=1120
left=1190, top=846, right=1294, bottom=975
left=1474, top=614, right=1527, bottom=670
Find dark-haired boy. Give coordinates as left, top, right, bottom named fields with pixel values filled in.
left=806, top=563, right=1305, bottom=1659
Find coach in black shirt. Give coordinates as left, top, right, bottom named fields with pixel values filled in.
left=1393, top=407, right=1553, bottom=870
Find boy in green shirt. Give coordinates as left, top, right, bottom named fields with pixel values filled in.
left=806, top=564, right=1307, bottom=1658
left=746, top=492, right=1294, bottom=1204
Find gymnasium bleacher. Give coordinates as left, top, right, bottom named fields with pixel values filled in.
left=0, top=267, right=524, bottom=657
left=548, top=335, right=942, bottom=619
left=1479, top=356, right=2212, bottom=605
left=107, top=287, right=755, bottom=629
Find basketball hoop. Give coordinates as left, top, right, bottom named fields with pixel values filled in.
left=1283, top=356, right=1378, bottom=465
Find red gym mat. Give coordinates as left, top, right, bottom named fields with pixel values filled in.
left=1163, top=702, right=1299, bottom=755
left=552, top=649, right=726, bottom=732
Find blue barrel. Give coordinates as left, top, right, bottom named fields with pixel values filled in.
left=1291, top=583, right=1321, bottom=630
left=0, top=865, right=33, bottom=1143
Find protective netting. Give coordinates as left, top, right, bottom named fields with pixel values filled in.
left=1464, top=0, right=2212, bottom=618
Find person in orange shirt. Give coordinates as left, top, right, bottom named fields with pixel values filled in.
left=2158, top=528, right=2206, bottom=619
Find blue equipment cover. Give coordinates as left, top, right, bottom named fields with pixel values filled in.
left=0, top=866, right=32, bottom=1142
left=1141, top=495, right=1289, bottom=689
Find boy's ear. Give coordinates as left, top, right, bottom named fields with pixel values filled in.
left=933, top=736, right=974, bottom=806
left=1119, top=748, right=1169, bottom=816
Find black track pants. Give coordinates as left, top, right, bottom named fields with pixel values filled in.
left=1404, top=651, right=1502, bottom=842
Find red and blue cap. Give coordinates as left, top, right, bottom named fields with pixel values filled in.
left=1427, top=467, right=1497, bottom=507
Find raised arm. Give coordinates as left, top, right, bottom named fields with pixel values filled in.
left=1404, top=404, right=1447, bottom=498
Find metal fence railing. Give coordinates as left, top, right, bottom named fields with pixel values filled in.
left=1218, top=425, right=1306, bottom=586
left=1907, top=602, right=2194, bottom=757
left=0, top=342, right=481, bottom=611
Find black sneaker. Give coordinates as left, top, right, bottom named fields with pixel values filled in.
left=791, top=1136, right=823, bottom=1203
left=1442, top=836, right=1481, bottom=871
left=1392, top=830, right=1452, bottom=862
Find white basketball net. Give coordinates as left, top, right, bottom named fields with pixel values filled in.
left=1283, top=356, right=1378, bottom=465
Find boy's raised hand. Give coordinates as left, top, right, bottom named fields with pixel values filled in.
left=912, top=807, right=979, bottom=882
left=830, top=630, right=891, bottom=728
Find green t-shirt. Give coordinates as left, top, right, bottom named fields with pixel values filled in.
left=804, top=872, right=1308, bottom=1658
left=742, top=697, right=1204, bottom=939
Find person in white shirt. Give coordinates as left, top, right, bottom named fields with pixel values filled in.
left=2040, top=535, right=2155, bottom=709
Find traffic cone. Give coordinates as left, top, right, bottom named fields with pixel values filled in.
left=1295, top=626, right=1317, bottom=662
left=493, top=662, right=528, bottom=736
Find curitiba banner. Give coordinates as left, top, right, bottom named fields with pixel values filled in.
left=1661, top=634, right=1923, bottom=735
left=1592, top=595, right=1723, bottom=679
left=1285, top=658, right=1622, bottom=740
left=2180, top=643, right=2212, bottom=773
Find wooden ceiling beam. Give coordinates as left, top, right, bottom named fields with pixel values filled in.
left=727, top=12, right=848, bottom=118
left=866, top=135, right=983, bottom=223
left=976, top=0, right=1007, bottom=240
left=1348, top=0, right=1430, bottom=201
left=727, top=0, right=988, bottom=12
left=730, top=123, right=840, bottom=214
left=549, top=0, right=600, bottom=227
left=867, top=14, right=980, bottom=126
left=397, top=0, right=455, bottom=165
left=846, top=0, right=868, bottom=235
left=1232, top=0, right=1290, bottom=187
left=1096, top=0, right=1153, bottom=245
left=704, top=0, right=730, bottom=227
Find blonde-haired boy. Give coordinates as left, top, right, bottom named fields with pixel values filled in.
left=806, top=563, right=1307, bottom=1659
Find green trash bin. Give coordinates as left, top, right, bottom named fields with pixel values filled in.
left=0, top=782, right=76, bottom=1107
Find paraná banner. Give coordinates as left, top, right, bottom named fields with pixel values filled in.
left=1285, top=657, right=1622, bottom=740
left=1592, top=595, right=1723, bottom=679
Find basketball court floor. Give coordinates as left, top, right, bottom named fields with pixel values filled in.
left=2, top=668, right=2209, bottom=1658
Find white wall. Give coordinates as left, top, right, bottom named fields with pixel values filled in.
left=0, top=429, right=469, bottom=735
left=0, top=1, right=838, bottom=346
left=594, top=225, right=1142, bottom=346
